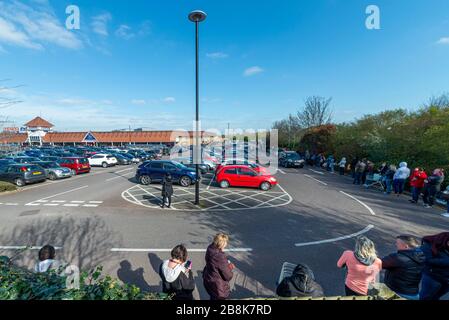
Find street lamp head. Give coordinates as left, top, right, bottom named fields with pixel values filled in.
left=188, top=10, right=207, bottom=23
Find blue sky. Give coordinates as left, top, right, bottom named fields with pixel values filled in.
left=0, top=0, right=448, bottom=131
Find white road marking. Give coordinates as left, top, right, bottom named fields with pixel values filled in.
left=51, top=200, right=66, bottom=203
left=304, top=174, right=328, bottom=186
left=206, top=174, right=216, bottom=190
left=114, top=167, right=135, bottom=174
left=4, top=203, right=18, bottom=206
left=25, top=203, right=41, bottom=206
left=36, top=200, right=49, bottom=203
left=309, top=169, right=325, bottom=175
left=44, top=203, right=59, bottom=207
left=295, top=225, right=375, bottom=247
left=89, top=201, right=103, bottom=204
left=111, top=248, right=253, bottom=253
left=82, top=204, right=98, bottom=207
left=277, top=169, right=286, bottom=175
left=63, top=204, right=80, bottom=207
left=339, top=191, right=376, bottom=216
left=37, top=185, right=89, bottom=202
left=70, top=201, right=85, bottom=203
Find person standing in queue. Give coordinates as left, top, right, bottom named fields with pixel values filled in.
left=161, top=173, right=174, bottom=209
left=203, top=233, right=235, bottom=300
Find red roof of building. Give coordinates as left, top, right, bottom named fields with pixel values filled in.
left=25, top=117, right=54, bottom=128
left=0, top=133, right=28, bottom=144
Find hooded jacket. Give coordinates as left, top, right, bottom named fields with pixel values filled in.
left=276, top=264, right=324, bottom=298
left=394, top=162, right=411, bottom=180
left=382, top=249, right=425, bottom=295
left=202, top=244, right=234, bottom=300
left=159, top=260, right=195, bottom=300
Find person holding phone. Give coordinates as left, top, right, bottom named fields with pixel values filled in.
left=159, top=244, right=195, bottom=300
left=203, top=233, right=235, bottom=300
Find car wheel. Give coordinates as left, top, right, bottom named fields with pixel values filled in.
left=49, top=173, right=57, bottom=180
left=179, top=176, right=192, bottom=187
left=71, top=169, right=77, bottom=176
left=15, top=178, right=25, bottom=187
left=220, top=180, right=230, bottom=189
left=102, top=162, right=108, bottom=168
left=140, top=175, right=151, bottom=185
left=260, top=182, right=271, bottom=191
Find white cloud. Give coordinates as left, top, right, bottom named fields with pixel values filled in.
left=115, top=25, right=135, bottom=40
left=436, top=37, right=449, bottom=45
left=206, top=52, right=229, bottom=59
left=91, top=13, right=112, bottom=36
left=131, top=99, right=146, bottom=105
left=163, top=97, right=176, bottom=103
left=243, top=66, right=264, bottom=77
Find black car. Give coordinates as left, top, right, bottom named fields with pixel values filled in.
left=0, top=164, right=47, bottom=187
left=279, top=152, right=305, bottom=168
left=112, top=153, right=131, bottom=165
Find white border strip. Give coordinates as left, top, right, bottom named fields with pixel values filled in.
left=340, top=191, right=376, bottom=216
left=295, top=225, right=374, bottom=247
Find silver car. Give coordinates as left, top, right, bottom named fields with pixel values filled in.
left=34, top=161, right=72, bottom=180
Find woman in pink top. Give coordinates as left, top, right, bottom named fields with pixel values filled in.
left=337, top=236, right=382, bottom=296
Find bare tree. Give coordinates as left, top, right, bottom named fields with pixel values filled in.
left=423, top=93, right=449, bottom=109
left=297, top=96, right=333, bottom=128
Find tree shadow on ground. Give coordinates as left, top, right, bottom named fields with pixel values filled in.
left=0, top=215, right=123, bottom=271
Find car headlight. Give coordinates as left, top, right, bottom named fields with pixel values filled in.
left=55, top=170, right=63, bottom=174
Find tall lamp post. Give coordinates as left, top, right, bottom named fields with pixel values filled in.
left=189, top=10, right=207, bottom=205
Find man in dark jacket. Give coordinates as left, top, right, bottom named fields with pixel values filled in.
left=203, top=234, right=234, bottom=300
left=161, top=173, right=174, bottom=208
left=382, top=235, right=425, bottom=300
left=276, top=264, right=324, bottom=298
left=423, top=169, right=445, bottom=208
left=420, top=232, right=449, bottom=300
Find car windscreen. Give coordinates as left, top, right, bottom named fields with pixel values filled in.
left=78, top=158, right=89, bottom=164
left=173, top=161, right=188, bottom=169
left=27, top=165, right=42, bottom=171
left=286, top=153, right=300, bottom=160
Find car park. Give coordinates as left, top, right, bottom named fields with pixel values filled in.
left=279, top=151, right=305, bottom=168
left=88, top=154, right=118, bottom=168
left=0, top=164, right=47, bottom=187
left=33, top=161, right=72, bottom=180
left=119, top=153, right=140, bottom=164
left=58, top=157, right=91, bottom=175
left=136, top=160, right=198, bottom=187
left=215, top=164, right=277, bottom=191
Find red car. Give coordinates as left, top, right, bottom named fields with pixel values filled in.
left=216, top=165, right=277, bottom=191
left=58, top=157, right=91, bottom=175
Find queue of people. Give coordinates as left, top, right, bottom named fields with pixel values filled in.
left=305, top=152, right=448, bottom=214
left=32, top=231, right=449, bottom=300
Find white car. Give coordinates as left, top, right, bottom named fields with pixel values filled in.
left=88, top=154, right=117, bottom=168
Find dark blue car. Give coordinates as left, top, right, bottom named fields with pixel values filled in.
left=136, top=160, right=199, bottom=187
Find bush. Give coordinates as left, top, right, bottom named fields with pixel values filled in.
left=0, top=255, right=169, bottom=300
left=0, top=181, right=16, bottom=193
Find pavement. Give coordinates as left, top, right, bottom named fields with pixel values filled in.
left=0, top=163, right=448, bottom=300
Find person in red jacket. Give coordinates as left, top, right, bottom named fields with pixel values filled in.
left=203, top=233, right=235, bottom=300
left=409, top=168, right=428, bottom=204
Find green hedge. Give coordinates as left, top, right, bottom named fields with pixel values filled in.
left=0, top=182, right=16, bottom=193
left=0, top=256, right=169, bottom=300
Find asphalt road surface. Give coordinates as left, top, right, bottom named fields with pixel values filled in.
left=0, top=164, right=448, bottom=299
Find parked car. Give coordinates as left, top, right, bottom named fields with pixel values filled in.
left=173, top=157, right=209, bottom=174
left=58, top=157, right=91, bottom=175
left=33, top=161, right=72, bottom=180
left=0, top=164, right=47, bottom=187
left=88, top=154, right=117, bottom=168
left=6, top=156, right=42, bottom=164
left=112, top=153, right=131, bottom=165
left=279, top=152, right=305, bottom=168
left=119, top=152, right=140, bottom=164
left=39, top=156, right=60, bottom=162
left=0, top=159, right=16, bottom=170
left=136, top=160, right=199, bottom=187
left=215, top=165, right=277, bottom=191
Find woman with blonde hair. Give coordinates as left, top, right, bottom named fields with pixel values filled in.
left=337, top=236, right=382, bottom=296
left=203, top=233, right=235, bottom=300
